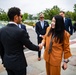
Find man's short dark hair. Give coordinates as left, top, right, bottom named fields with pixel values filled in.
left=60, top=11, right=65, bottom=14
left=7, top=7, right=21, bottom=21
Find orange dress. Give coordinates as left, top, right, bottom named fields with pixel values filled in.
left=42, top=27, right=72, bottom=75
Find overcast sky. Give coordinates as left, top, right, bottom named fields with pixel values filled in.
left=0, top=0, right=76, bottom=14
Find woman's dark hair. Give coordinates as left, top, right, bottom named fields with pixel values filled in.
left=7, top=7, right=21, bottom=21
left=48, top=15, right=65, bottom=43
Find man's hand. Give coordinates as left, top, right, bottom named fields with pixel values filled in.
left=38, top=44, right=43, bottom=50
left=41, top=35, right=45, bottom=39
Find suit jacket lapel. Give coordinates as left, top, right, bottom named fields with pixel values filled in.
left=64, top=18, right=67, bottom=26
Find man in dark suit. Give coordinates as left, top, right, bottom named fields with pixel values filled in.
left=18, top=23, right=27, bottom=32
left=59, top=11, right=73, bottom=35
left=18, top=23, right=30, bottom=49
left=73, top=21, right=76, bottom=32
left=35, top=13, right=49, bottom=61
left=18, top=23, right=30, bottom=38
left=0, top=7, right=41, bottom=75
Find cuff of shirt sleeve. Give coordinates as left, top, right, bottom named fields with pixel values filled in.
left=39, top=35, right=42, bottom=37
left=64, top=59, right=69, bottom=63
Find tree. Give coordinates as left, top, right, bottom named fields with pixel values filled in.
left=51, top=6, right=60, bottom=12
left=32, top=16, right=38, bottom=20
left=65, top=11, right=73, bottom=19
left=23, top=13, right=28, bottom=19
left=72, top=12, right=76, bottom=21
left=43, top=8, right=50, bottom=19
left=22, top=13, right=28, bottom=21
left=0, top=13, right=8, bottom=21
left=28, top=14, right=33, bottom=20
left=40, top=6, right=60, bottom=20
left=48, top=6, right=60, bottom=20
left=74, top=4, right=76, bottom=13
left=0, top=8, right=8, bottom=21
left=0, top=8, right=5, bottom=14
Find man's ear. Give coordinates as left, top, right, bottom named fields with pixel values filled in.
left=14, top=15, right=18, bottom=20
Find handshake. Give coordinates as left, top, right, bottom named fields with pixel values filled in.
left=38, top=42, right=44, bottom=50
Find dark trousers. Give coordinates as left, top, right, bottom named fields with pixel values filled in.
left=38, top=37, right=43, bottom=58
left=6, top=67, right=27, bottom=75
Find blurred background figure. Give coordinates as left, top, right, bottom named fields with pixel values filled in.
left=18, top=23, right=30, bottom=49
left=59, top=11, right=73, bottom=35
left=35, top=13, right=49, bottom=61
left=18, top=23, right=30, bottom=38
left=73, top=21, right=76, bottom=32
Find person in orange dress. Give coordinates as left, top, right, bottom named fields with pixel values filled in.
left=39, top=15, right=72, bottom=75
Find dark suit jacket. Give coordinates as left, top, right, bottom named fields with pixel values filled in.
left=65, top=18, right=73, bottom=35
left=19, top=24, right=30, bottom=38
left=0, top=23, right=39, bottom=70
left=35, top=21, right=49, bottom=43
left=73, top=22, right=76, bottom=32
left=20, top=24, right=27, bottom=32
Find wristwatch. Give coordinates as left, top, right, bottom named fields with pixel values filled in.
left=64, top=59, right=69, bottom=63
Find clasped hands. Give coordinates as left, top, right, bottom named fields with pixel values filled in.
left=38, top=42, right=44, bottom=50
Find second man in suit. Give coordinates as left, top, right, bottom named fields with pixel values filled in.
left=18, top=23, right=30, bottom=38
left=59, top=11, right=73, bottom=35
left=35, top=13, right=49, bottom=61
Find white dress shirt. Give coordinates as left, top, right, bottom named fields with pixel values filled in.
left=40, top=21, right=44, bottom=29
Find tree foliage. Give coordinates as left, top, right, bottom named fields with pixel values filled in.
left=43, top=5, right=60, bottom=20
left=22, top=13, right=28, bottom=21
left=0, top=8, right=9, bottom=21
left=0, top=4, right=76, bottom=21
left=74, top=4, right=76, bottom=12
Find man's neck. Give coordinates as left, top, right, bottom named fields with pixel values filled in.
left=8, top=21, right=18, bottom=26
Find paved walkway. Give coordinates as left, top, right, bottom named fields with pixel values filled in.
left=0, top=25, right=76, bottom=75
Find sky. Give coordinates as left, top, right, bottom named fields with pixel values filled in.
left=0, top=0, right=76, bottom=14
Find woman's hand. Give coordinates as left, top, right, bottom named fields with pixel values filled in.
left=62, top=62, right=67, bottom=70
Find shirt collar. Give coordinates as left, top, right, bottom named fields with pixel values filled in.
left=40, top=20, right=44, bottom=23
left=8, top=21, right=18, bottom=26
left=18, top=24, right=21, bottom=28
left=63, top=17, right=65, bottom=22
